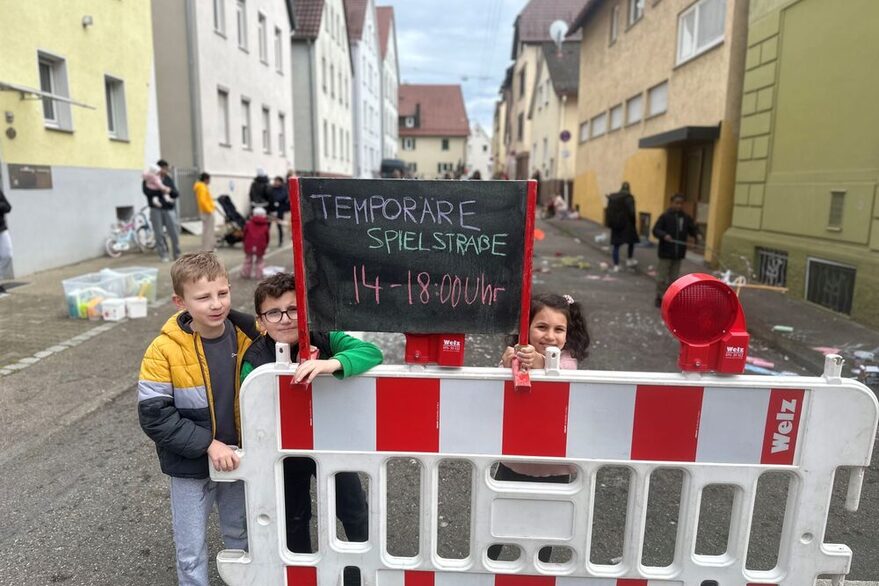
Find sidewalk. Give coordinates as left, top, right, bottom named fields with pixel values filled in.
left=545, top=217, right=879, bottom=384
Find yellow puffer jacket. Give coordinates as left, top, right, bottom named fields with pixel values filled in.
left=137, top=309, right=257, bottom=478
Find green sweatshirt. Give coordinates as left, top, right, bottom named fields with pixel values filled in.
left=239, top=331, right=383, bottom=384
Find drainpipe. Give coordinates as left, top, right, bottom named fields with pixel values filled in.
left=185, top=0, right=203, bottom=172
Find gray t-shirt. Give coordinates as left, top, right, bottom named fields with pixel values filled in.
left=201, top=320, right=238, bottom=446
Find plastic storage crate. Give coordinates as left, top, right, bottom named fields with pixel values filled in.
left=62, top=267, right=158, bottom=319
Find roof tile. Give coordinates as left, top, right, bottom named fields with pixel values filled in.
left=292, top=0, right=326, bottom=39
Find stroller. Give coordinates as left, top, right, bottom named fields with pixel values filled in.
left=216, top=195, right=246, bottom=247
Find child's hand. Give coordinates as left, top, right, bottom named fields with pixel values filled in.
left=501, top=346, right=516, bottom=368
left=513, top=344, right=545, bottom=370
left=207, top=440, right=240, bottom=472
left=294, top=358, right=342, bottom=384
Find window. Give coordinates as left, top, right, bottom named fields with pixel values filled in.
left=518, top=67, right=526, bottom=99
left=257, top=13, right=268, bottom=63
left=330, top=64, right=335, bottom=99
left=626, top=93, right=643, bottom=124
left=338, top=70, right=343, bottom=104
left=542, top=138, right=548, bottom=165
left=274, top=27, right=283, bottom=72
left=610, top=4, right=620, bottom=43
left=321, top=58, right=327, bottom=93
left=241, top=98, right=251, bottom=148
left=590, top=112, right=607, bottom=137
left=402, top=137, right=415, bottom=150
left=38, top=53, right=71, bottom=130
left=828, top=190, right=845, bottom=229
left=278, top=112, right=286, bottom=154
left=407, top=162, right=417, bottom=174
left=261, top=106, right=271, bottom=153
left=806, top=258, right=856, bottom=315
left=218, top=88, right=230, bottom=145
left=331, top=123, right=336, bottom=159
left=536, top=85, right=543, bottom=110
left=104, top=76, right=128, bottom=139
left=236, top=0, right=248, bottom=50
left=404, top=116, right=415, bottom=128
left=438, top=162, right=453, bottom=173
left=325, top=6, right=331, bottom=32
left=628, top=0, right=644, bottom=26
left=213, top=0, right=226, bottom=34
left=441, top=138, right=449, bottom=151
left=483, top=145, right=488, bottom=152
left=579, top=121, right=589, bottom=143
left=647, top=81, right=668, bottom=117
left=323, top=120, right=328, bottom=157
left=517, top=113, right=524, bottom=141
left=677, top=0, right=726, bottom=64
left=609, top=104, right=623, bottom=131
left=545, top=80, right=550, bottom=106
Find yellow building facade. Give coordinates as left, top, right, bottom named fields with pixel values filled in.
left=570, top=0, right=749, bottom=261
left=0, top=0, right=159, bottom=275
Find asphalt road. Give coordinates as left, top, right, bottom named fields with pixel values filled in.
left=1, top=223, right=876, bottom=585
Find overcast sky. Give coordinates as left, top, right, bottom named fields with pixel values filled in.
left=390, top=0, right=529, bottom=136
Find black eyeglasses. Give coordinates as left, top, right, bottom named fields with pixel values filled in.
left=260, top=306, right=298, bottom=323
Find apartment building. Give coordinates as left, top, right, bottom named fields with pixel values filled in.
left=345, top=0, right=381, bottom=178
left=376, top=6, right=399, bottom=161
left=398, top=84, right=469, bottom=179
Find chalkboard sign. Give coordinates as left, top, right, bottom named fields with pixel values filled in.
left=296, top=178, right=529, bottom=334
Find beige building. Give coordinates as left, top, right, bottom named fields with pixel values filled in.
left=492, top=66, right=513, bottom=178
left=504, top=0, right=586, bottom=180
left=722, top=0, right=879, bottom=325
left=398, top=84, right=468, bottom=179
left=569, top=0, right=749, bottom=261
left=528, top=42, right=579, bottom=206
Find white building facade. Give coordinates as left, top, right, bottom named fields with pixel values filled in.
left=346, top=0, right=382, bottom=178
left=466, top=124, right=492, bottom=179
left=377, top=6, right=399, bottom=161
left=152, top=0, right=294, bottom=216
left=291, top=0, right=354, bottom=177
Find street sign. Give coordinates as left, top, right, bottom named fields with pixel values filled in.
left=559, top=130, right=571, bottom=143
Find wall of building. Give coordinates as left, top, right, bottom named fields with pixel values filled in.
left=722, top=0, right=879, bottom=326
left=192, top=0, right=293, bottom=211
left=400, top=136, right=466, bottom=179
left=491, top=100, right=507, bottom=177
left=466, top=125, right=492, bottom=179
left=313, top=0, right=354, bottom=177
left=572, top=0, right=748, bottom=259
left=292, top=42, right=316, bottom=174
left=0, top=0, right=159, bottom=275
left=510, top=44, right=541, bottom=174
left=380, top=28, right=399, bottom=160
left=351, top=0, right=382, bottom=178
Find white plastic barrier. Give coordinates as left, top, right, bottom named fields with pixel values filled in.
left=212, top=354, right=877, bottom=586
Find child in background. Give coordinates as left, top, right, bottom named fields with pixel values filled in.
left=239, top=272, right=382, bottom=556
left=491, top=292, right=590, bottom=562
left=137, top=252, right=258, bottom=586
left=241, top=207, right=271, bottom=279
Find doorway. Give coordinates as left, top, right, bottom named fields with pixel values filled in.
left=679, top=143, right=713, bottom=242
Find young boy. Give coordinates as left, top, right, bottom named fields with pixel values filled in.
left=652, top=193, right=701, bottom=307
left=138, top=252, right=258, bottom=586
left=240, top=272, right=382, bottom=554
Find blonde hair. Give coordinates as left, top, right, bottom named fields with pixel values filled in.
left=171, top=251, right=228, bottom=296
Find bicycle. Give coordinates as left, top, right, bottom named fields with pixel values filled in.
left=105, top=206, right=156, bottom=257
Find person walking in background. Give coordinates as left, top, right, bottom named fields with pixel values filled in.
left=605, top=181, right=639, bottom=272
left=157, top=159, right=181, bottom=258
left=0, top=187, right=12, bottom=293
left=194, top=172, right=216, bottom=251
left=240, top=207, right=271, bottom=280
left=652, top=193, right=701, bottom=307
left=270, top=176, right=289, bottom=247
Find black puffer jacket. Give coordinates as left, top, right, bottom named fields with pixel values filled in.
left=605, top=191, right=639, bottom=246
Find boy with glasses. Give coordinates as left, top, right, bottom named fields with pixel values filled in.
left=239, top=272, right=382, bottom=555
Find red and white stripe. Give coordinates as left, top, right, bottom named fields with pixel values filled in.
left=284, top=568, right=684, bottom=586
left=278, top=376, right=805, bottom=465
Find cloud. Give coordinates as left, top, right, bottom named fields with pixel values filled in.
left=389, top=0, right=529, bottom=131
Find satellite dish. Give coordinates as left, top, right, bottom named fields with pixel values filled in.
left=549, top=20, right=569, bottom=52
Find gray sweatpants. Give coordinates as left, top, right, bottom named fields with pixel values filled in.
left=170, top=477, right=247, bottom=586
left=0, top=229, right=12, bottom=279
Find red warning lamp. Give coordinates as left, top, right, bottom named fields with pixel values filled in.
left=661, top=273, right=749, bottom=374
